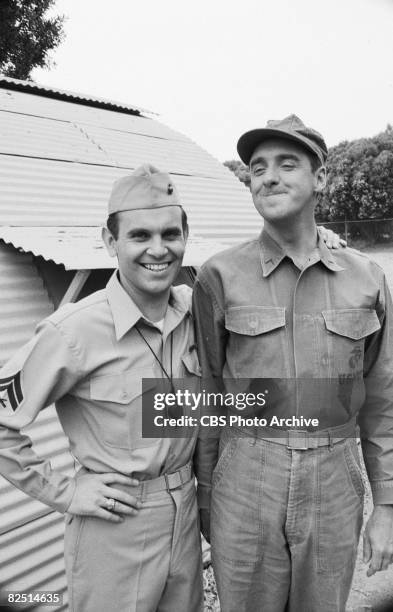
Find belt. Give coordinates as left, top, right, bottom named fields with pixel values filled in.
left=232, top=418, right=357, bottom=450
left=138, top=462, right=194, bottom=494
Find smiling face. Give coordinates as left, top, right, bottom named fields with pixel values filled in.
left=102, top=206, right=187, bottom=305
left=249, top=138, right=326, bottom=225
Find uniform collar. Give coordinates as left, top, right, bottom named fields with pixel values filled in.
left=259, top=228, right=345, bottom=277
left=259, top=229, right=287, bottom=277
left=106, top=271, right=191, bottom=341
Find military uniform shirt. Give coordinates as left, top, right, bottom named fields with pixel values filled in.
left=193, top=230, right=393, bottom=508
left=0, top=272, right=200, bottom=513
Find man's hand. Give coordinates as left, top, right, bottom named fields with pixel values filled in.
left=67, top=473, right=142, bottom=523
left=363, top=505, right=393, bottom=576
left=317, top=225, right=347, bottom=249
left=200, top=508, right=211, bottom=544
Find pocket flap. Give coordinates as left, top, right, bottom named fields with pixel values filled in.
left=225, top=306, right=286, bottom=336
left=322, top=309, right=381, bottom=340
left=182, top=352, right=202, bottom=376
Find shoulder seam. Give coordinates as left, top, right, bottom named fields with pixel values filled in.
left=51, top=292, right=107, bottom=324
left=195, top=276, right=224, bottom=316
left=44, top=320, right=84, bottom=372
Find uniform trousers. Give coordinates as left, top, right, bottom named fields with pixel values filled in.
left=211, top=426, right=364, bottom=612
left=64, top=474, right=203, bottom=612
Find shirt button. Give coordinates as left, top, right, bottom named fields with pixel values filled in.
left=122, top=391, right=128, bottom=400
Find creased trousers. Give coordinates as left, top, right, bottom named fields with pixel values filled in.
left=64, top=476, right=203, bottom=612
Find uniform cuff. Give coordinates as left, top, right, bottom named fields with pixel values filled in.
left=39, top=476, right=77, bottom=514
left=371, top=481, right=393, bottom=505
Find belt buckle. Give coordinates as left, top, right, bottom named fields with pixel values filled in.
left=287, top=430, right=309, bottom=450
left=164, top=470, right=183, bottom=492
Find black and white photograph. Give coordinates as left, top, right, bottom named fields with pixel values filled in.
left=0, top=1, right=392, bottom=611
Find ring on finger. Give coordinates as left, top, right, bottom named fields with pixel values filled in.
left=106, top=497, right=116, bottom=512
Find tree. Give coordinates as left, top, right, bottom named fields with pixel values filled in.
left=317, top=125, right=393, bottom=222
left=223, top=160, right=250, bottom=188
left=0, top=0, right=65, bottom=80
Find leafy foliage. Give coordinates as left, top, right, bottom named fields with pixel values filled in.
left=223, top=160, right=250, bottom=188
left=224, top=126, right=393, bottom=222
left=317, top=125, right=393, bottom=222
left=0, top=0, right=65, bottom=80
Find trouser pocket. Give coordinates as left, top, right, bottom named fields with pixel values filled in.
left=317, top=440, right=363, bottom=575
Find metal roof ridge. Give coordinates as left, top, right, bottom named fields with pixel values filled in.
left=0, top=76, right=156, bottom=117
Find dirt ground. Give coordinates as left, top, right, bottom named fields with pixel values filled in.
left=202, top=246, right=393, bottom=612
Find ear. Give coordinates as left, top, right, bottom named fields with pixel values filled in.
left=183, top=224, right=189, bottom=244
left=102, top=226, right=118, bottom=258
left=314, top=165, right=327, bottom=193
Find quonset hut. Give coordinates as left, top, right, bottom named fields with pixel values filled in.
left=0, top=77, right=260, bottom=609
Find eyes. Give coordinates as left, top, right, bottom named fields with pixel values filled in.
left=252, top=161, right=296, bottom=176
left=127, top=229, right=183, bottom=242
left=163, top=229, right=183, bottom=240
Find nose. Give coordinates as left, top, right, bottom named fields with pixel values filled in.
left=262, top=166, right=279, bottom=188
left=146, top=238, right=168, bottom=259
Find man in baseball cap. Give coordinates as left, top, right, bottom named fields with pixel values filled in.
left=237, top=113, right=328, bottom=166
left=0, top=165, right=203, bottom=611
left=193, top=116, right=393, bottom=611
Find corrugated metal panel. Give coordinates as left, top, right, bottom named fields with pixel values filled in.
left=77, top=123, right=229, bottom=178
left=0, top=227, right=110, bottom=270
left=0, top=244, right=75, bottom=612
left=0, top=406, right=76, bottom=535
left=0, top=85, right=261, bottom=247
left=0, top=109, right=227, bottom=178
left=0, top=110, right=112, bottom=165
left=0, top=512, right=68, bottom=611
left=0, top=228, right=236, bottom=269
left=0, top=154, right=123, bottom=225
left=0, top=75, right=148, bottom=115
left=0, top=154, right=260, bottom=233
left=0, top=89, right=188, bottom=141
left=0, top=244, right=54, bottom=364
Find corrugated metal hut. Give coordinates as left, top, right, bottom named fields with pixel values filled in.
left=0, top=76, right=259, bottom=610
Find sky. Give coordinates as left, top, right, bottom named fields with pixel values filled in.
left=32, top=0, right=393, bottom=162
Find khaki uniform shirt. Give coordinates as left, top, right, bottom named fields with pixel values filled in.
left=193, top=230, right=393, bottom=507
left=0, top=272, right=200, bottom=513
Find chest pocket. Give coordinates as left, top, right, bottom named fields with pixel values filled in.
left=322, top=309, right=381, bottom=340
left=322, top=309, right=381, bottom=375
left=225, top=306, right=286, bottom=336
left=90, top=371, right=159, bottom=449
left=224, top=306, right=286, bottom=377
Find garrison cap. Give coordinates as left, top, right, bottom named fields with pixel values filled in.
left=108, top=164, right=181, bottom=214
left=237, top=114, right=328, bottom=166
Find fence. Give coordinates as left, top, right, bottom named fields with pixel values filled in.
left=318, top=218, right=393, bottom=248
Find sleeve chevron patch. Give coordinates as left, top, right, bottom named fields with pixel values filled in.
left=0, top=372, right=23, bottom=412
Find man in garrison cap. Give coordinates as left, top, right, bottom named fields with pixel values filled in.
left=193, top=115, right=393, bottom=611
left=0, top=165, right=203, bottom=612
